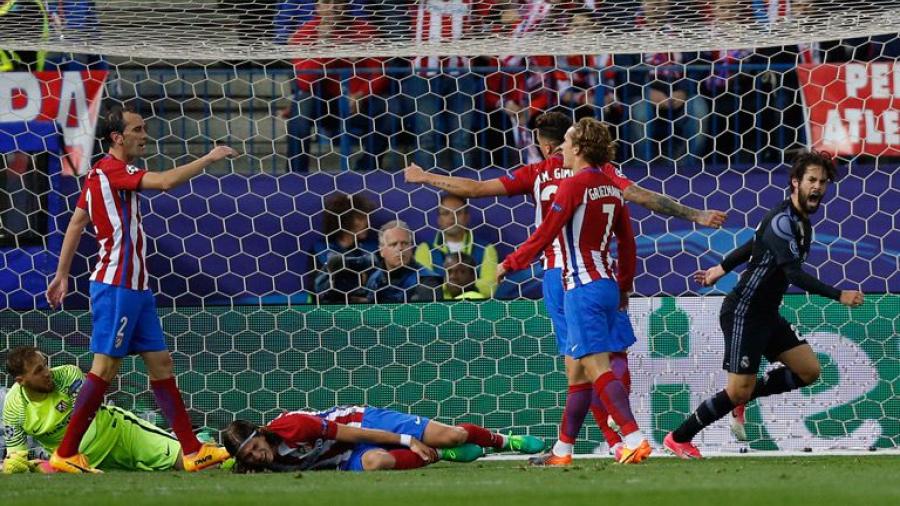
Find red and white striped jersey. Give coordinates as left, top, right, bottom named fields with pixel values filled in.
left=503, top=165, right=637, bottom=291
left=412, top=0, right=492, bottom=73
left=75, top=154, right=148, bottom=290
left=265, top=406, right=366, bottom=471
left=499, top=155, right=632, bottom=271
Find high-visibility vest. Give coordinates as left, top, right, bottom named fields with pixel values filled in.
left=0, top=0, right=50, bottom=72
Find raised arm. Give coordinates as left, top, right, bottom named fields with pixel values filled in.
left=46, top=207, right=91, bottom=309
left=139, top=145, right=237, bottom=192
left=623, top=184, right=727, bottom=228
left=500, top=182, right=578, bottom=276
left=404, top=163, right=509, bottom=198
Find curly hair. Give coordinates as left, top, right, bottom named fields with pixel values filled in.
left=788, top=150, right=838, bottom=190
left=570, top=117, right=617, bottom=166
left=5, top=346, right=41, bottom=377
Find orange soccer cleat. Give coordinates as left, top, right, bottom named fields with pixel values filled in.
left=183, top=442, right=231, bottom=472
left=50, top=452, right=103, bottom=474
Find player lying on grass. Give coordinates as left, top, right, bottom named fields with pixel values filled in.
left=2, top=346, right=185, bottom=473
left=223, top=406, right=544, bottom=472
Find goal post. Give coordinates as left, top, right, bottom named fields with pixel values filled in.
left=0, top=0, right=897, bottom=454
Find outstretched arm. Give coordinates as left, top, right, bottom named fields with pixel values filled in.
left=500, top=182, right=577, bottom=277
left=623, top=184, right=727, bottom=228
left=140, top=145, right=238, bottom=191
left=404, top=163, right=508, bottom=198
left=695, top=238, right=754, bottom=287
left=46, top=207, right=91, bottom=309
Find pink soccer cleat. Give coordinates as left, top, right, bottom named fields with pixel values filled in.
left=664, top=432, right=702, bottom=460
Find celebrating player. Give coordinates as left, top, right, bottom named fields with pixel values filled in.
left=223, top=406, right=545, bottom=472
left=45, top=105, right=238, bottom=473
left=2, top=347, right=186, bottom=473
left=497, top=118, right=650, bottom=464
left=664, top=150, right=865, bottom=459
left=405, top=111, right=727, bottom=465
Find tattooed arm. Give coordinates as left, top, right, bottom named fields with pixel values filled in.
left=623, top=184, right=727, bottom=228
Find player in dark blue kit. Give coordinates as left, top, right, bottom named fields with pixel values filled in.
left=664, top=151, right=865, bottom=459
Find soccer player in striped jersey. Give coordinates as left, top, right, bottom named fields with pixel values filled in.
left=404, top=111, right=726, bottom=465
left=2, top=347, right=184, bottom=473
left=664, top=151, right=864, bottom=459
left=223, top=406, right=544, bottom=472
left=498, top=118, right=650, bottom=463
left=45, top=106, right=238, bottom=473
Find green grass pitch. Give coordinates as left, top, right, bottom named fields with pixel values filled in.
left=2, top=456, right=898, bottom=506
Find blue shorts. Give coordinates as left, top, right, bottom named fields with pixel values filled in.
left=90, top=281, right=166, bottom=358
left=341, top=408, right=431, bottom=472
left=545, top=269, right=636, bottom=357
left=542, top=268, right=568, bottom=355
left=563, top=279, right=636, bottom=359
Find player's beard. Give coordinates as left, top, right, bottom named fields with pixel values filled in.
left=800, top=187, right=823, bottom=214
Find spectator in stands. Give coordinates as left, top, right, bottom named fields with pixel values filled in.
left=285, top=0, right=389, bottom=171
left=366, top=221, right=442, bottom=303
left=414, top=194, right=498, bottom=299
left=443, top=252, right=486, bottom=300
left=310, top=192, right=378, bottom=304
left=403, top=0, right=493, bottom=171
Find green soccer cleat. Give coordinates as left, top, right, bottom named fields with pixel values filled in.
left=506, top=435, right=546, bottom=454
left=439, top=444, right=484, bottom=463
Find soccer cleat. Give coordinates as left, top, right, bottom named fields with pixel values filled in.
left=615, top=439, right=652, bottom=464
left=730, top=404, right=748, bottom=441
left=49, top=451, right=103, bottom=474
left=439, top=444, right=484, bottom=463
left=609, top=442, right=624, bottom=456
left=663, top=432, right=702, bottom=460
left=506, top=434, right=546, bottom=454
left=528, top=452, right=573, bottom=467
left=183, top=442, right=230, bottom=472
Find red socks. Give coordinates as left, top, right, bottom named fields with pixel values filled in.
left=388, top=449, right=429, bottom=470
left=57, top=372, right=109, bottom=457
left=458, top=423, right=505, bottom=448
left=151, top=377, right=202, bottom=455
left=593, top=371, right=639, bottom=436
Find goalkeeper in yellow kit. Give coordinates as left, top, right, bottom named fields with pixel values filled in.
left=2, top=346, right=183, bottom=472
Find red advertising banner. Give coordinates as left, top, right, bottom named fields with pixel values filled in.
left=798, top=63, right=900, bottom=157
left=0, top=70, right=108, bottom=175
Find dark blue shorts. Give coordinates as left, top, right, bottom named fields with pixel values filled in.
left=341, top=408, right=431, bottom=472
left=563, top=279, right=636, bottom=359
left=90, top=281, right=166, bottom=358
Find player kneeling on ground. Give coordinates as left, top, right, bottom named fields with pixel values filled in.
left=223, top=406, right=544, bottom=472
left=2, top=347, right=185, bottom=473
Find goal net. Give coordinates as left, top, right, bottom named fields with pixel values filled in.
left=0, top=0, right=897, bottom=455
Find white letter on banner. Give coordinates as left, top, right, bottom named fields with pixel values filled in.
left=823, top=109, right=848, bottom=145
left=894, top=64, right=900, bottom=97
left=865, top=109, right=884, bottom=144
left=870, top=63, right=890, bottom=99
left=844, top=64, right=868, bottom=98
left=57, top=71, right=94, bottom=175
left=844, top=108, right=863, bottom=143
left=0, top=72, right=41, bottom=122
left=883, top=110, right=900, bottom=146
